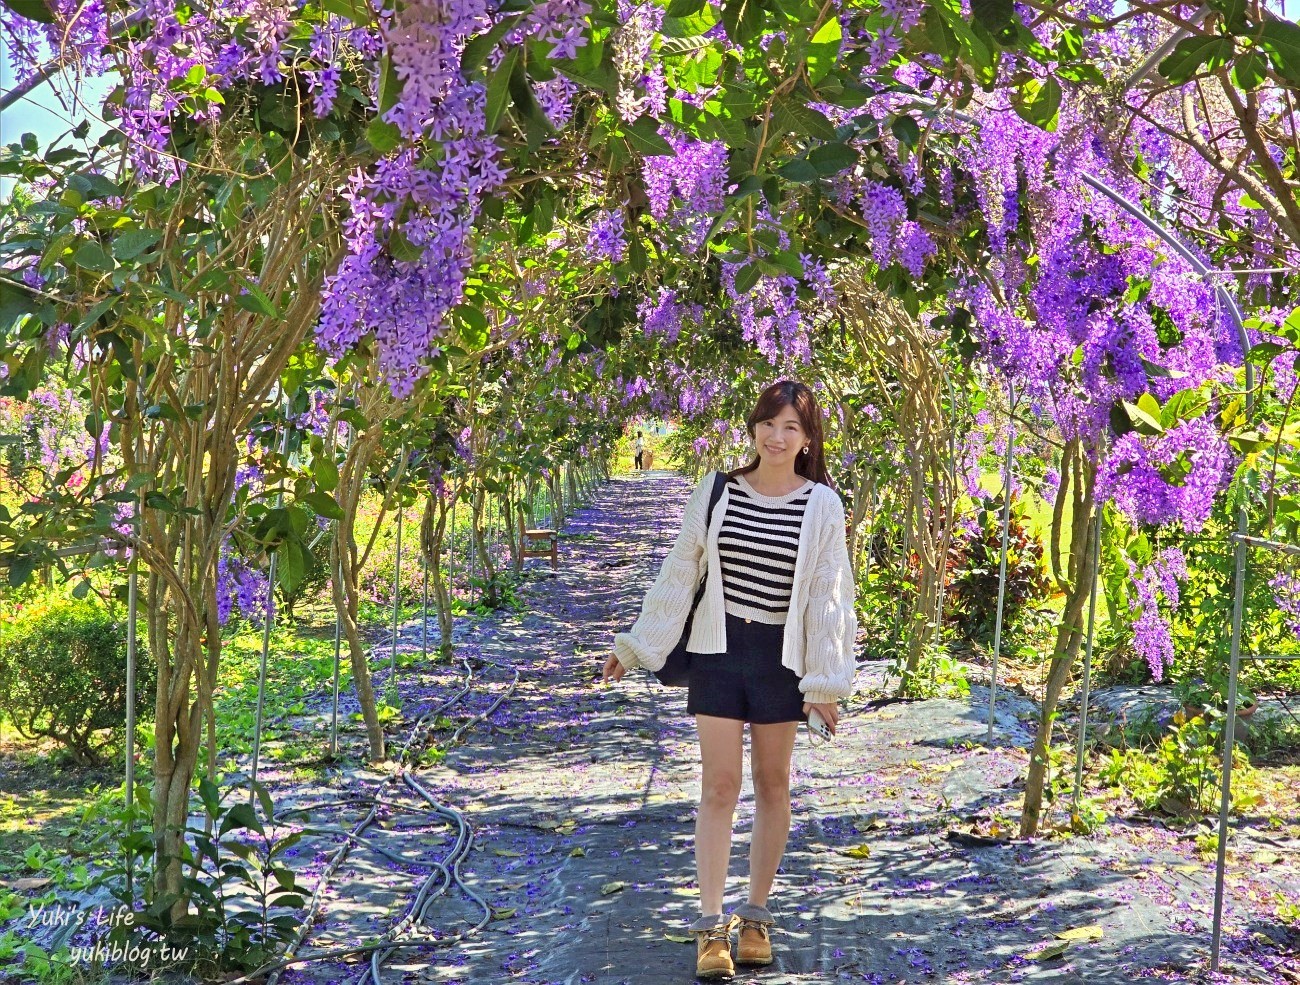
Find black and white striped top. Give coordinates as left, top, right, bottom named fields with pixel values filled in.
left=718, top=473, right=814, bottom=625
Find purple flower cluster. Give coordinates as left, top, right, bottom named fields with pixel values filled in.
left=318, top=141, right=508, bottom=396
left=856, top=181, right=936, bottom=275
left=642, top=130, right=728, bottom=249
left=587, top=208, right=628, bottom=265
left=1098, top=418, right=1234, bottom=533
left=216, top=543, right=272, bottom=626
left=1128, top=547, right=1186, bottom=681
left=613, top=0, right=665, bottom=122
left=637, top=287, right=702, bottom=343
left=1268, top=571, right=1300, bottom=639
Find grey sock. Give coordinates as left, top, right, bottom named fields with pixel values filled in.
left=688, top=912, right=729, bottom=932
left=733, top=901, right=774, bottom=924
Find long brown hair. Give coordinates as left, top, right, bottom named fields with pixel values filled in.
left=726, top=380, right=833, bottom=489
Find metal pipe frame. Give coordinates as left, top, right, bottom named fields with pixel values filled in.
left=986, top=383, right=1017, bottom=741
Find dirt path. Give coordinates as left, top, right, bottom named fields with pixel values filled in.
left=269, top=470, right=1296, bottom=985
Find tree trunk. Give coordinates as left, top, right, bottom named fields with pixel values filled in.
left=421, top=488, right=457, bottom=653
left=470, top=483, right=498, bottom=607
left=331, top=427, right=387, bottom=762
left=1021, top=441, right=1099, bottom=837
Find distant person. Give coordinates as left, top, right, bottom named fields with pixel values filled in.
left=603, top=380, right=857, bottom=981
left=634, top=430, right=645, bottom=470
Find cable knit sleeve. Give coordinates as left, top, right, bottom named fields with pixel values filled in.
left=799, top=492, right=858, bottom=705
left=612, top=473, right=714, bottom=673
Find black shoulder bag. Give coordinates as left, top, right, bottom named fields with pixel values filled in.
left=653, top=471, right=729, bottom=687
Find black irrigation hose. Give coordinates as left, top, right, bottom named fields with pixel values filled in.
left=254, top=610, right=521, bottom=985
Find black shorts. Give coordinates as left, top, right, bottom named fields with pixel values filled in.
left=686, top=613, right=807, bottom=724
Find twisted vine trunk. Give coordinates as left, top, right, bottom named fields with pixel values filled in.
left=469, top=483, right=499, bottom=606
left=420, top=485, right=459, bottom=652
left=836, top=279, right=960, bottom=694
left=1021, top=438, right=1099, bottom=836
left=107, top=169, right=341, bottom=915
left=330, top=414, right=389, bottom=762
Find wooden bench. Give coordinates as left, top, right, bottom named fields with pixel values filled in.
left=518, top=510, right=558, bottom=570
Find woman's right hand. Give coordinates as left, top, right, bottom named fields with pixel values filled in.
left=601, top=654, right=627, bottom=683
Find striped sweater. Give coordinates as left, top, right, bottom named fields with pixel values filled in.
left=613, top=470, right=857, bottom=705
left=718, top=473, right=813, bottom=624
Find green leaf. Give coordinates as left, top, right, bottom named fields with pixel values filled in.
left=458, top=304, right=489, bottom=348
left=1230, top=50, right=1267, bottom=89
left=277, top=539, right=307, bottom=594
left=1054, top=925, right=1103, bottom=942
left=1245, top=340, right=1288, bottom=364
left=486, top=47, right=521, bottom=133
left=366, top=119, right=400, bottom=154
left=1261, top=19, right=1300, bottom=87
left=235, top=282, right=280, bottom=319
left=734, top=263, right=762, bottom=294
left=890, top=115, right=920, bottom=148
left=806, top=17, right=842, bottom=84
left=1122, top=398, right=1164, bottom=436
left=1025, top=941, right=1070, bottom=962
left=1208, top=0, right=1249, bottom=34
left=1137, top=392, right=1161, bottom=418
left=624, top=117, right=676, bottom=155
left=112, top=229, right=162, bottom=262
left=1158, top=35, right=1235, bottom=84
left=461, top=19, right=514, bottom=77
left=970, top=0, right=1017, bottom=42
left=315, top=456, right=339, bottom=493
left=722, top=0, right=765, bottom=45
left=1011, top=76, right=1061, bottom=131
left=219, top=803, right=264, bottom=837
left=0, top=0, right=55, bottom=24
left=301, top=491, right=344, bottom=520
left=808, top=141, right=858, bottom=175
left=770, top=96, right=837, bottom=142
left=777, top=158, right=819, bottom=183
left=198, top=778, right=222, bottom=818
left=666, top=0, right=706, bottom=15
left=72, top=242, right=114, bottom=272
left=5, top=553, right=36, bottom=588
left=1140, top=357, right=1188, bottom=380
left=320, top=0, right=369, bottom=23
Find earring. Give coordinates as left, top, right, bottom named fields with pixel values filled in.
left=801, top=447, right=809, bottom=454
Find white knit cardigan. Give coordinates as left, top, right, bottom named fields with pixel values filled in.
left=613, top=470, right=858, bottom=705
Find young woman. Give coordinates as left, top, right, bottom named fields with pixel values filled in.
left=602, top=380, right=857, bottom=981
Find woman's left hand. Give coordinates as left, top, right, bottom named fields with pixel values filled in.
left=802, top=701, right=839, bottom=734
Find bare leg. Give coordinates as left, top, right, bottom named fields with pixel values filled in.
left=747, top=721, right=799, bottom=908
left=695, top=715, right=744, bottom=917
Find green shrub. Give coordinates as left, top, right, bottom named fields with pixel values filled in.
left=0, top=595, right=152, bottom=765
left=947, top=496, right=1050, bottom=644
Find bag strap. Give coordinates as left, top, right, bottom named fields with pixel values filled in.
left=704, top=469, right=728, bottom=524
left=691, top=471, right=729, bottom=605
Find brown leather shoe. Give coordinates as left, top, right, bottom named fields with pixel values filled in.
left=733, top=902, right=774, bottom=966
left=692, top=918, right=735, bottom=980
left=736, top=918, right=773, bottom=965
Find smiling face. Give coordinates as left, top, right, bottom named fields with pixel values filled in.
left=753, top=404, right=807, bottom=464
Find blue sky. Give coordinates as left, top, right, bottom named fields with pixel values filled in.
left=0, top=33, right=115, bottom=197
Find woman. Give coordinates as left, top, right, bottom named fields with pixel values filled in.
left=601, top=380, right=857, bottom=981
